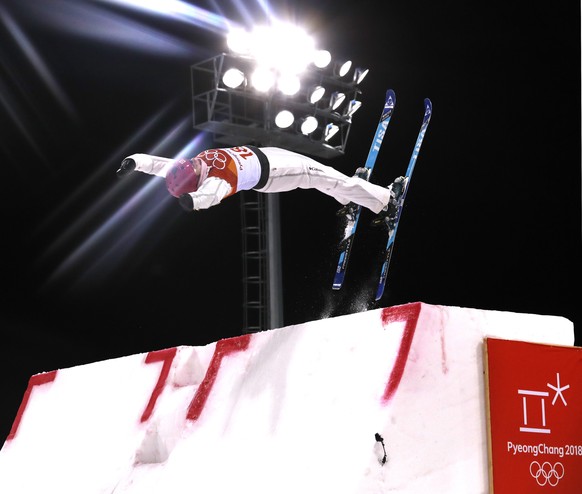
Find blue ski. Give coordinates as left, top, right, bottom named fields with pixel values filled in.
left=332, top=89, right=396, bottom=290
left=375, top=98, right=432, bottom=300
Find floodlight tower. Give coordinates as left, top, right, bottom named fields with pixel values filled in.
left=190, top=24, right=368, bottom=333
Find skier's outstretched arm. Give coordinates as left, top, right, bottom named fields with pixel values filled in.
left=117, top=153, right=174, bottom=178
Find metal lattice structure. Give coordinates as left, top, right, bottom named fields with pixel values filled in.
left=239, top=190, right=268, bottom=333
left=191, top=53, right=362, bottom=159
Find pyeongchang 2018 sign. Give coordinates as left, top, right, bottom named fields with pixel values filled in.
left=484, top=337, right=582, bottom=493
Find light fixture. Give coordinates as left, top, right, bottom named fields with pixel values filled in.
left=352, top=67, right=369, bottom=85
left=251, top=66, right=275, bottom=92
left=329, top=91, right=346, bottom=111
left=192, top=49, right=365, bottom=158
left=226, top=28, right=250, bottom=55
left=307, top=85, right=325, bottom=104
left=334, top=60, right=352, bottom=78
left=299, top=116, right=318, bottom=135
left=250, top=23, right=315, bottom=74
left=324, top=123, right=339, bottom=141
left=275, top=110, right=294, bottom=129
left=344, top=99, right=362, bottom=118
left=222, top=68, right=245, bottom=89
left=278, top=73, right=301, bottom=96
left=313, top=49, right=332, bottom=69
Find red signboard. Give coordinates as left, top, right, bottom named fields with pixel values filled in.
left=484, top=337, right=582, bottom=493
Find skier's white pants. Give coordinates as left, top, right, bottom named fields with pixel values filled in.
left=256, top=147, right=390, bottom=214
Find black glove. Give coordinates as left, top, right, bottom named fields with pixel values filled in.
left=178, top=194, right=194, bottom=212
left=116, top=158, right=136, bottom=177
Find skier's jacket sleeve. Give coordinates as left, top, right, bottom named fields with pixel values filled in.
left=125, top=154, right=174, bottom=177
left=190, top=176, right=233, bottom=210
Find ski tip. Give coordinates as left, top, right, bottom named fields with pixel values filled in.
left=423, top=98, right=432, bottom=123
left=384, top=89, right=396, bottom=110
left=424, top=98, right=432, bottom=113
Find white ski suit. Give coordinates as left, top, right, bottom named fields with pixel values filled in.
left=123, top=145, right=391, bottom=214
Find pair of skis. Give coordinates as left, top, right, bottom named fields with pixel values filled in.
left=332, top=89, right=432, bottom=300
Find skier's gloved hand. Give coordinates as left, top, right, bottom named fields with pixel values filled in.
left=116, top=158, right=136, bottom=178
left=178, top=193, right=194, bottom=212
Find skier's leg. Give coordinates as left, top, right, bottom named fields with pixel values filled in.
left=256, top=147, right=391, bottom=213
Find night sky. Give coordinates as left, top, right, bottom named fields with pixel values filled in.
left=1, top=0, right=580, bottom=443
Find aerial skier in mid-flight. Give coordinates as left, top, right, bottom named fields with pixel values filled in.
left=116, top=144, right=405, bottom=225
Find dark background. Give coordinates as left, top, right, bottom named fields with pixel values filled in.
left=1, top=0, right=580, bottom=444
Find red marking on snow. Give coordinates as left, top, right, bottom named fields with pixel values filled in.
left=141, top=347, right=178, bottom=422
left=380, top=302, right=421, bottom=403
left=187, top=334, right=252, bottom=421
left=7, top=370, right=57, bottom=441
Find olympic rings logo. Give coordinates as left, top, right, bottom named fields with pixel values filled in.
left=202, top=149, right=228, bottom=169
left=530, top=461, right=564, bottom=487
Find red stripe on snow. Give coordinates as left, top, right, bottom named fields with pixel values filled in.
left=381, top=302, right=422, bottom=403
left=141, top=347, right=178, bottom=422
left=7, top=370, right=58, bottom=441
left=187, top=334, right=252, bottom=421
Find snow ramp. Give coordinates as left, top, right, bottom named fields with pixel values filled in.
left=0, top=302, right=574, bottom=493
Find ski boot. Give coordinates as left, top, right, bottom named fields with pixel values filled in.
left=353, top=166, right=371, bottom=181
left=336, top=202, right=358, bottom=221
left=116, top=158, right=136, bottom=177
left=371, top=176, right=407, bottom=228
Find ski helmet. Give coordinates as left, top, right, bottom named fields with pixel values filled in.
left=165, top=158, right=201, bottom=197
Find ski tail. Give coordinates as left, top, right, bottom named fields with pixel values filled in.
left=375, top=98, right=432, bottom=301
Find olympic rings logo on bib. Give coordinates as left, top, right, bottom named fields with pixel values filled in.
left=202, top=149, right=228, bottom=170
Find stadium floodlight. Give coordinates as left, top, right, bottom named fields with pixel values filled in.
left=227, top=28, right=250, bottom=55
left=275, top=110, right=294, bottom=129
left=307, top=85, right=325, bottom=104
left=299, top=116, right=318, bottom=135
left=278, top=73, right=301, bottom=96
left=334, top=60, right=352, bottom=78
left=222, top=68, right=245, bottom=89
left=344, top=99, right=362, bottom=118
left=312, top=49, right=332, bottom=69
left=192, top=36, right=368, bottom=157
left=329, top=91, right=346, bottom=110
left=353, top=67, right=369, bottom=85
left=248, top=23, right=315, bottom=75
left=323, top=123, right=339, bottom=141
left=251, top=66, right=275, bottom=92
